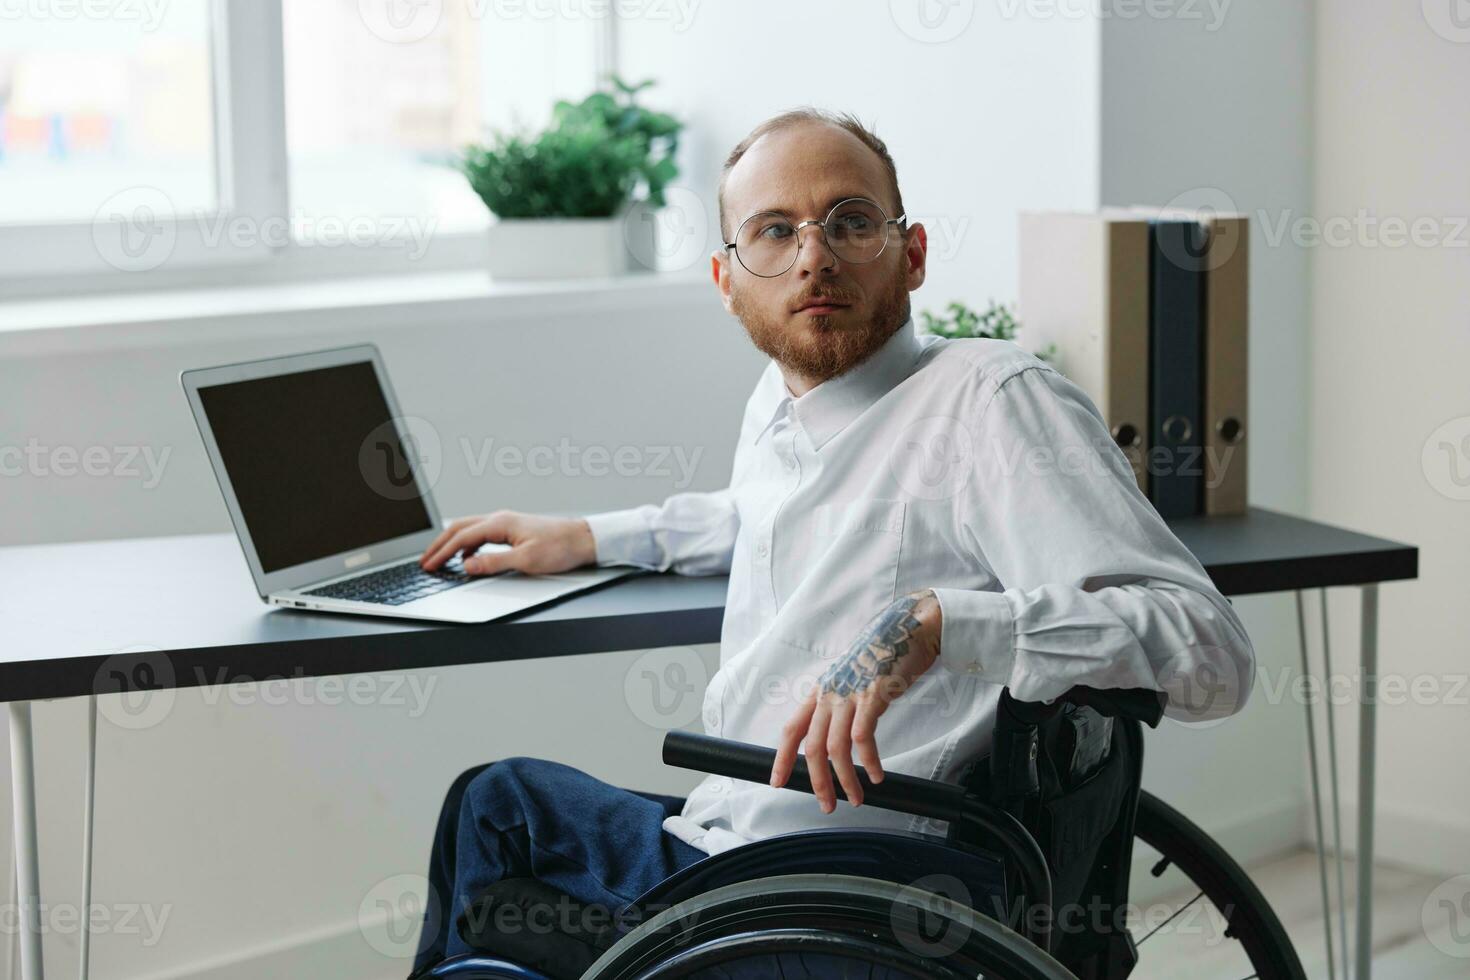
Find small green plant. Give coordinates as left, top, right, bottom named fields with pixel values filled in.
left=918, top=300, right=1056, bottom=363
left=552, top=77, right=682, bottom=208
left=459, top=76, right=682, bottom=220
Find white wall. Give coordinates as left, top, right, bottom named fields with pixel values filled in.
left=1309, top=1, right=1470, bottom=874
left=616, top=0, right=1101, bottom=311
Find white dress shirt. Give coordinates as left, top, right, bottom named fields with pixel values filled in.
left=582, top=315, right=1255, bottom=855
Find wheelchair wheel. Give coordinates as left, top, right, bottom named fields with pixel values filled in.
left=1130, top=791, right=1307, bottom=980
left=585, top=873, right=1074, bottom=979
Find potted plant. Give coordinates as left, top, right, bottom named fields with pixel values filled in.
left=918, top=300, right=1057, bottom=363
left=459, top=77, right=683, bottom=279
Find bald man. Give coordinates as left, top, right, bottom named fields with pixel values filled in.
left=408, top=108, right=1254, bottom=976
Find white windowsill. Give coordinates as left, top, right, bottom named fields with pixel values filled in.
left=0, top=268, right=712, bottom=358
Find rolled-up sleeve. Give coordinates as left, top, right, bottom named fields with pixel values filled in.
left=930, top=363, right=1256, bottom=724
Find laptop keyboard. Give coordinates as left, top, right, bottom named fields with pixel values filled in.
left=305, top=557, right=478, bottom=606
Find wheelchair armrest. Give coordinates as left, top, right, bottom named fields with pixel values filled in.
left=662, top=731, right=1059, bottom=954
left=662, top=731, right=967, bottom=822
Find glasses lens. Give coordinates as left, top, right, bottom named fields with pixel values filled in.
left=825, top=199, right=890, bottom=264
left=735, top=211, right=798, bottom=277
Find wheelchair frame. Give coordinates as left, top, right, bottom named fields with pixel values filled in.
left=422, top=687, right=1303, bottom=979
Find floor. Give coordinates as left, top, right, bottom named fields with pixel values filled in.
left=1132, top=845, right=1469, bottom=979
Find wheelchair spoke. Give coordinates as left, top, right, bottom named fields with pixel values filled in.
left=1131, top=792, right=1308, bottom=979
left=1134, top=889, right=1206, bottom=947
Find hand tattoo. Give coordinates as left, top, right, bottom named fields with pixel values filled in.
left=819, top=590, right=934, bottom=698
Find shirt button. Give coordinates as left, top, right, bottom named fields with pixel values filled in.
left=784, top=457, right=796, bottom=470
left=756, top=542, right=769, bottom=557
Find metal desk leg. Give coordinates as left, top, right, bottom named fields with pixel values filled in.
left=80, top=695, right=97, bottom=980
left=1318, top=590, right=1352, bottom=976
left=1296, top=591, right=1338, bottom=980
left=8, top=810, right=18, bottom=979
left=1356, top=584, right=1379, bottom=980
left=8, top=701, right=44, bottom=980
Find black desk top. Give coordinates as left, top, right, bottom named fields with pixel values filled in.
left=0, top=506, right=1416, bottom=703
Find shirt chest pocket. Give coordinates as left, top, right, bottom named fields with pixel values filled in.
left=777, top=498, right=908, bottom=657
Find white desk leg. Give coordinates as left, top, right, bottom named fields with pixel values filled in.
left=1297, top=590, right=1339, bottom=980
left=1318, top=590, right=1352, bottom=976
left=80, top=695, right=97, bottom=980
left=1356, top=584, right=1379, bottom=980
left=8, top=701, right=44, bottom=980
left=8, top=818, right=18, bottom=979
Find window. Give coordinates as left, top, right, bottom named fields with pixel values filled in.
left=0, top=2, right=216, bottom=224
left=282, top=0, right=603, bottom=238
left=0, top=0, right=611, bottom=290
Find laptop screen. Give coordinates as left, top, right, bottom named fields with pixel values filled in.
left=197, top=360, right=433, bottom=573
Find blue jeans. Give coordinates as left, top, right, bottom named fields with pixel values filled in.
left=411, top=757, right=707, bottom=973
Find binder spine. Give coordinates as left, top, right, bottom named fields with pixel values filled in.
left=1203, top=217, right=1249, bottom=515
left=1147, top=221, right=1208, bottom=518
left=1106, top=221, right=1151, bottom=496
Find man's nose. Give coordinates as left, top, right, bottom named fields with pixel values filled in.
left=792, top=221, right=838, bottom=275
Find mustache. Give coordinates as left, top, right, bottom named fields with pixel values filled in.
left=790, top=286, right=858, bottom=311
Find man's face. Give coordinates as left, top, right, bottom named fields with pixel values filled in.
left=713, top=122, right=928, bottom=389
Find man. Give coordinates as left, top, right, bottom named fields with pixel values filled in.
left=408, top=107, right=1256, bottom=971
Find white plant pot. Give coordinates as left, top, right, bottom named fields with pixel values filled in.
left=486, top=205, right=660, bottom=280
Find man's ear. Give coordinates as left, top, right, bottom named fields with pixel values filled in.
left=712, top=250, right=735, bottom=314
left=903, top=222, right=928, bottom=292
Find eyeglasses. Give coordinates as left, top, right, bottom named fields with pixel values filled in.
left=723, top=197, right=907, bottom=278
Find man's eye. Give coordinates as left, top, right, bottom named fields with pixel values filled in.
left=837, top=213, right=876, bottom=231
left=759, top=222, right=795, bottom=240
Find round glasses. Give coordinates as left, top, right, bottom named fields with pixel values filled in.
left=723, top=197, right=907, bottom=278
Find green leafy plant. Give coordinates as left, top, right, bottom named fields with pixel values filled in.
left=552, top=76, right=682, bottom=208
left=918, top=300, right=1057, bottom=363
left=459, top=76, right=682, bottom=220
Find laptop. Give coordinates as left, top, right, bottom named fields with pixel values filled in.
left=181, top=344, right=635, bottom=623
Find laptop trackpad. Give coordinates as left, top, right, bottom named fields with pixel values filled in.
left=459, top=572, right=575, bottom=598
left=407, top=571, right=582, bottom=621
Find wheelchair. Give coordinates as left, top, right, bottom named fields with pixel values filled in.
left=421, top=686, right=1306, bottom=979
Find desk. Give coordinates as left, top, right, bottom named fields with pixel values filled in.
left=2, top=506, right=1417, bottom=980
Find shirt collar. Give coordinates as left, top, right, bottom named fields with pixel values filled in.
left=754, top=316, right=923, bottom=452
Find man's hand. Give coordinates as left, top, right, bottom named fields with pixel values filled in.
left=420, top=511, right=597, bottom=577
left=769, top=589, right=943, bottom=812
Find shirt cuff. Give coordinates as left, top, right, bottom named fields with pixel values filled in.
left=929, top=587, right=1017, bottom=681
left=581, top=506, right=659, bottom=568
left=662, top=815, right=750, bottom=856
